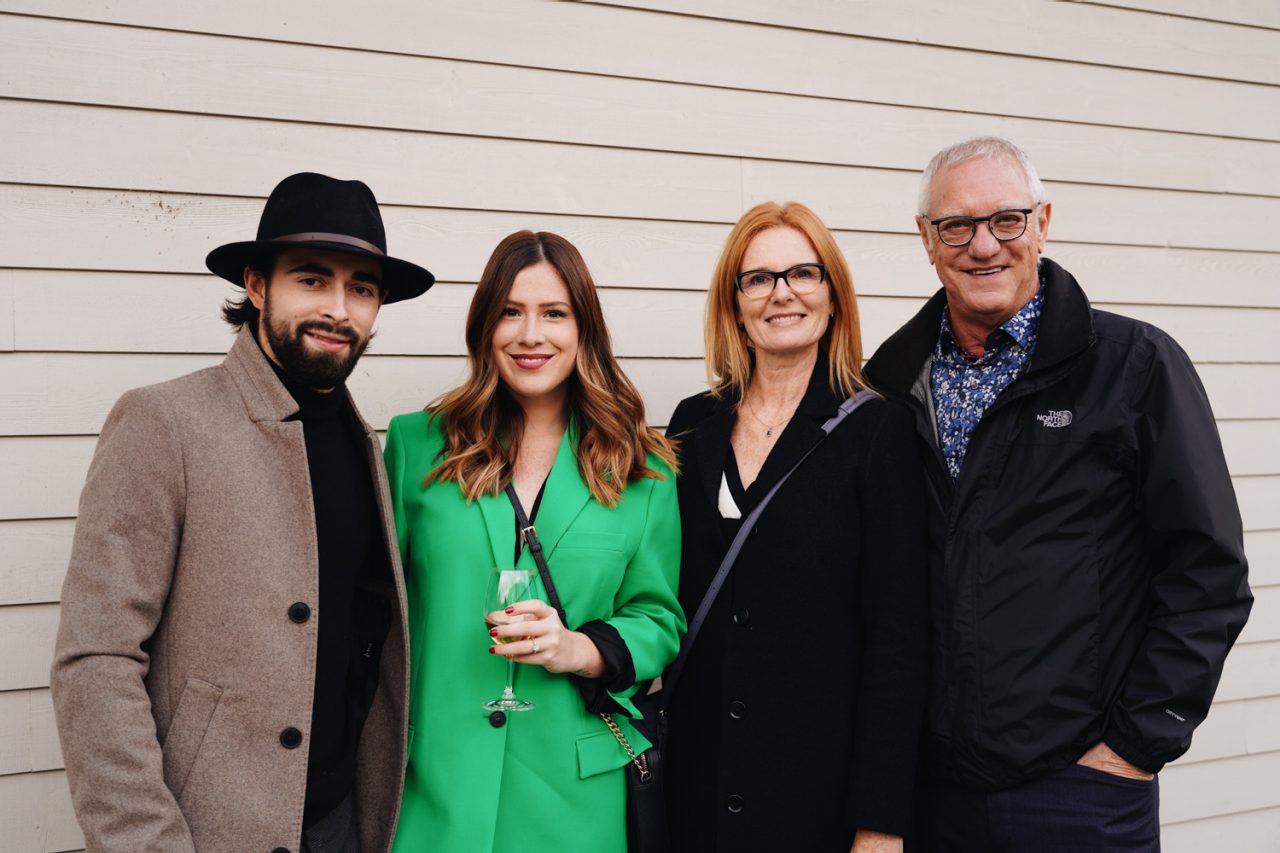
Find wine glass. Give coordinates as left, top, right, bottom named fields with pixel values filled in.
left=482, top=567, right=537, bottom=712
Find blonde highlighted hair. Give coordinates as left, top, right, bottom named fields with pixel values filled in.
left=425, top=230, right=675, bottom=507
left=705, top=201, right=868, bottom=399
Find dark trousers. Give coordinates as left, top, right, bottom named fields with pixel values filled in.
left=912, top=765, right=1160, bottom=853
left=301, top=792, right=361, bottom=853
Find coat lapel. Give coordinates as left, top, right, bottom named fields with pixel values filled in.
left=691, top=396, right=737, bottom=512
left=746, top=362, right=833, bottom=496
left=223, top=326, right=300, bottom=423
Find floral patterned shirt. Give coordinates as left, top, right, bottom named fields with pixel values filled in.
left=930, top=287, right=1045, bottom=480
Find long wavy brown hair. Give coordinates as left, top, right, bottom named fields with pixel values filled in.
left=705, top=201, right=869, bottom=399
left=425, top=230, right=675, bottom=507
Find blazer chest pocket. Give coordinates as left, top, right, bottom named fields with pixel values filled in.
left=554, top=531, right=628, bottom=585
left=556, top=531, right=626, bottom=554
left=161, top=677, right=223, bottom=800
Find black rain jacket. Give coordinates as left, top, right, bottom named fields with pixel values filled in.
left=864, top=257, right=1252, bottom=791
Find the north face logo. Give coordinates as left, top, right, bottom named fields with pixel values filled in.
left=1036, top=410, right=1073, bottom=428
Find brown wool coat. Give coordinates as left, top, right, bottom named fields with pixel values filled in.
left=51, top=327, right=409, bottom=853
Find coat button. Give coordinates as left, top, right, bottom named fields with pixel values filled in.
left=271, top=848, right=290, bottom=853
left=489, top=711, right=507, bottom=728
left=729, top=700, right=746, bottom=720
left=732, top=608, right=750, bottom=625
left=279, top=727, right=303, bottom=749
left=726, top=794, right=744, bottom=813
left=288, top=602, right=311, bottom=624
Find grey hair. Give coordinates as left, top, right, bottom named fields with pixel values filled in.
left=917, top=136, right=1047, bottom=216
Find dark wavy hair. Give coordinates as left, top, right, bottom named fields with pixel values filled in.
left=220, top=250, right=278, bottom=331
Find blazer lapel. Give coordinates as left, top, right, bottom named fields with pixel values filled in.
left=532, top=422, right=592, bottom=563
left=477, top=490, right=518, bottom=570
left=473, top=423, right=591, bottom=570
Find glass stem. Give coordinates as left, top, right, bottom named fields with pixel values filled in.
left=503, top=657, right=516, bottom=699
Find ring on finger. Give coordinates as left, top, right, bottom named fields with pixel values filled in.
left=531, top=639, right=541, bottom=654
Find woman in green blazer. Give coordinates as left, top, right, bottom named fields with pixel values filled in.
left=385, top=230, right=684, bottom=853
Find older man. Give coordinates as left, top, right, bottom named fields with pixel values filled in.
left=52, top=173, right=434, bottom=853
left=865, top=137, right=1251, bottom=851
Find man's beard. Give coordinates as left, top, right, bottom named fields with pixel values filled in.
left=261, top=305, right=371, bottom=389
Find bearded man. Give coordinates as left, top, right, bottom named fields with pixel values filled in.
left=51, top=173, right=435, bottom=853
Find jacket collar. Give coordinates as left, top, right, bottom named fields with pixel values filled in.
left=864, top=256, right=1095, bottom=395
left=225, top=325, right=301, bottom=423
left=475, top=420, right=593, bottom=571
left=690, top=352, right=839, bottom=510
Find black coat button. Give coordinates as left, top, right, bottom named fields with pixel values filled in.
left=272, top=848, right=290, bottom=853
left=729, top=700, right=746, bottom=720
left=726, top=794, right=744, bottom=813
left=489, top=711, right=507, bottom=728
left=288, top=602, right=311, bottom=624
left=279, top=727, right=303, bottom=749
left=732, top=608, right=750, bottom=625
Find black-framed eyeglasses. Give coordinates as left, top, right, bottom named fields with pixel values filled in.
left=928, top=207, right=1036, bottom=247
left=734, top=263, right=827, bottom=299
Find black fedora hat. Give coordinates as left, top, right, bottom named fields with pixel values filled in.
left=206, top=172, right=434, bottom=304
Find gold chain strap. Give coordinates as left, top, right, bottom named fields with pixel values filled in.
left=600, top=713, right=651, bottom=779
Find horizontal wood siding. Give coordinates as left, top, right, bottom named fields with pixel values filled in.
left=0, top=1, right=1274, bottom=849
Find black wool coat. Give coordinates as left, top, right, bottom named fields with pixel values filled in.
left=663, top=358, right=929, bottom=852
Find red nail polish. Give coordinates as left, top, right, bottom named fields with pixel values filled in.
left=505, top=606, right=515, bottom=614
left=488, top=647, right=496, bottom=654
left=489, top=628, right=498, bottom=637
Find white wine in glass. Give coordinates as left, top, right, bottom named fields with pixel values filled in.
left=482, top=568, right=536, bottom=712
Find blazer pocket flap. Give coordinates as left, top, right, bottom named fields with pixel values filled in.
left=557, top=531, right=626, bottom=553
left=162, top=678, right=223, bottom=798
left=575, top=729, right=633, bottom=779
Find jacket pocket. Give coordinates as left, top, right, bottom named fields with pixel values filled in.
left=575, top=729, right=633, bottom=779
left=161, top=677, right=223, bottom=800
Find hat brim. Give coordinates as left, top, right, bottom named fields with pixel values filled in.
left=206, top=239, right=434, bottom=304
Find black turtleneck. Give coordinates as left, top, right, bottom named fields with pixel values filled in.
left=268, top=358, right=390, bottom=828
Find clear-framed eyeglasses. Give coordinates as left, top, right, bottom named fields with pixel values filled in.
left=734, top=263, right=827, bottom=299
left=928, top=206, right=1038, bottom=247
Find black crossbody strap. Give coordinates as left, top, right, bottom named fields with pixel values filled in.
left=659, top=391, right=875, bottom=703
left=505, top=484, right=647, bottom=768
left=505, top=483, right=569, bottom=627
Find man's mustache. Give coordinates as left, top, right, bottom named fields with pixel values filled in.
left=297, top=320, right=358, bottom=344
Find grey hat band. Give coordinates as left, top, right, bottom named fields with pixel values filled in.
left=272, top=232, right=386, bottom=256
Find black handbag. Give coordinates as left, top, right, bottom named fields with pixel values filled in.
left=504, top=390, right=872, bottom=852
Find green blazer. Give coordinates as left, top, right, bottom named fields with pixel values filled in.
left=385, top=411, right=684, bottom=853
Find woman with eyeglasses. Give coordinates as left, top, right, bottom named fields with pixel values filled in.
left=662, top=202, right=929, bottom=853
left=385, top=231, right=684, bottom=852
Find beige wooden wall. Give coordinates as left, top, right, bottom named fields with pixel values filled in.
left=1, top=1, right=1277, bottom=850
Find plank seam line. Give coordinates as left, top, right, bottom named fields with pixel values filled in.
left=569, top=0, right=1280, bottom=86
left=7, top=95, right=1280, bottom=190
left=2, top=12, right=1278, bottom=143
left=1073, top=1, right=1280, bottom=34
left=1161, top=801, right=1280, bottom=829
left=4, top=181, right=1280, bottom=254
